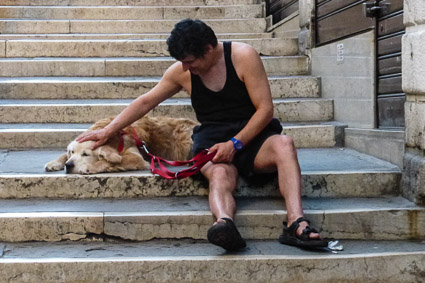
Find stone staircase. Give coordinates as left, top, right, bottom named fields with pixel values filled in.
left=0, top=0, right=424, bottom=282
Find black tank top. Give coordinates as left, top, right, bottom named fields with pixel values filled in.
left=190, top=41, right=256, bottom=124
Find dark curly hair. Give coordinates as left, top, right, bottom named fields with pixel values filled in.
left=167, top=19, right=218, bottom=61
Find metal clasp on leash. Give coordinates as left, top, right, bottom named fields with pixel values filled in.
left=141, top=141, right=150, bottom=154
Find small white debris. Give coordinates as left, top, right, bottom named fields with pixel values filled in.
left=328, top=240, right=344, bottom=251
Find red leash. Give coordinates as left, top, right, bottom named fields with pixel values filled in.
left=141, top=142, right=216, bottom=179
left=119, top=127, right=216, bottom=179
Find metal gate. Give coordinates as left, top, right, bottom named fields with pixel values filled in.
left=266, top=0, right=299, bottom=25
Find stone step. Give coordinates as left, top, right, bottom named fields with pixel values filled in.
left=2, top=38, right=297, bottom=58
left=0, top=98, right=334, bottom=123
left=281, top=121, right=347, bottom=148
left=0, top=148, right=401, bottom=199
left=0, top=32, right=274, bottom=40
left=0, top=121, right=343, bottom=150
left=0, top=240, right=424, bottom=282
left=0, top=19, right=267, bottom=34
left=0, top=196, right=423, bottom=242
left=0, top=5, right=263, bottom=20
left=0, top=56, right=308, bottom=77
left=1, top=0, right=261, bottom=6
left=0, top=76, right=319, bottom=99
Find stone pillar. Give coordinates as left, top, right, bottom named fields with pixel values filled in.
left=298, top=0, right=315, bottom=56
left=401, top=0, right=425, bottom=204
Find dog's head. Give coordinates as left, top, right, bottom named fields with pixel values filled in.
left=65, top=140, right=122, bottom=174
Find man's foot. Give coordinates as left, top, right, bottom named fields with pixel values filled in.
left=278, top=217, right=328, bottom=248
left=297, top=219, right=321, bottom=239
left=207, top=217, right=246, bottom=251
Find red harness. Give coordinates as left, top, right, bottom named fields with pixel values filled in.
left=118, top=127, right=216, bottom=179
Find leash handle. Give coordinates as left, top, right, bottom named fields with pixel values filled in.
left=140, top=142, right=216, bottom=179
left=149, top=149, right=216, bottom=179
left=125, top=129, right=215, bottom=179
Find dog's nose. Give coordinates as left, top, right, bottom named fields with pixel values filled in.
left=65, top=161, right=74, bottom=174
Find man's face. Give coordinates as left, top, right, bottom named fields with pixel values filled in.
left=180, top=55, right=205, bottom=75
left=180, top=45, right=213, bottom=75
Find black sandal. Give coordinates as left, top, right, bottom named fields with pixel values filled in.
left=207, top=217, right=246, bottom=251
left=279, top=217, right=329, bottom=248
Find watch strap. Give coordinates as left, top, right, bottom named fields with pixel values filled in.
left=231, top=137, right=243, bottom=151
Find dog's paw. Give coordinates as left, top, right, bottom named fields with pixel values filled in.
left=45, top=161, right=65, bottom=172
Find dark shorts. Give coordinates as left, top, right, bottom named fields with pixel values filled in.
left=192, top=118, right=283, bottom=182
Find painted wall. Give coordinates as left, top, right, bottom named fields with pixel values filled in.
left=311, top=31, right=376, bottom=128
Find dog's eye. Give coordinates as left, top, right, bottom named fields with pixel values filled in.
left=82, top=152, right=90, bottom=157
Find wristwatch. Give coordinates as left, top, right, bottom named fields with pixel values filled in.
left=231, top=137, right=244, bottom=151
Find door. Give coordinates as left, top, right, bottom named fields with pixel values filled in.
left=373, top=0, right=405, bottom=128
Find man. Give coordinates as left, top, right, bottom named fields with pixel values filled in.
left=77, top=19, right=328, bottom=251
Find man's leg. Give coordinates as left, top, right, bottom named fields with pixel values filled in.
left=201, top=162, right=246, bottom=250
left=201, top=162, right=238, bottom=221
left=253, top=134, right=320, bottom=239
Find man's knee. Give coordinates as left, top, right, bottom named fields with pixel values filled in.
left=204, top=164, right=238, bottom=190
left=269, top=135, right=297, bottom=154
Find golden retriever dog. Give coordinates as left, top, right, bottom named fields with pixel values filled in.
left=45, top=116, right=198, bottom=174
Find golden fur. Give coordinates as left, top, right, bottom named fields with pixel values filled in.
left=45, top=116, right=198, bottom=174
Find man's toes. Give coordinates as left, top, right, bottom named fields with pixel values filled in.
left=308, top=232, right=321, bottom=239
left=296, top=222, right=322, bottom=239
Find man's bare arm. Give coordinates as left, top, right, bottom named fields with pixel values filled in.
left=210, top=43, right=274, bottom=162
left=233, top=43, right=274, bottom=144
left=77, top=62, right=187, bottom=149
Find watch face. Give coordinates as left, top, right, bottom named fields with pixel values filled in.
left=235, top=142, right=243, bottom=150
left=231, top=137, right=243, bottom=151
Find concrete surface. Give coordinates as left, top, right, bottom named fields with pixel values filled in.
left=0, top=148, right=400, bottom=175
left=0, top=56, right=309, bottom=77
left=0, top=240, right=423, bottom=283
left=0, top=76, right=319, bottom=99
left=0, top=98, right=334, bottom=123
left=0, top=196, right=423, bottom=242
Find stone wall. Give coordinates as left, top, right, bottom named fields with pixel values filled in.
left=345, top=128, right=405, bottom=168
left=298, top=0, right=314, bottom=56
left=401, top=0, right=425, bottom=204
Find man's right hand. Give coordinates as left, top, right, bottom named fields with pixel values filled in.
left=76, top=129, right=112, bottom=150
left=210, top=140, right=236, bottom=164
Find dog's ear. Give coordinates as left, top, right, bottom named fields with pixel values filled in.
left=96, top=146, right=122, bottom=164
left=67, top=140, right=77, bottom=159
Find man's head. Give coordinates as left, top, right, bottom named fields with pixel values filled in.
left=167, top=19, right=218, bottom=61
